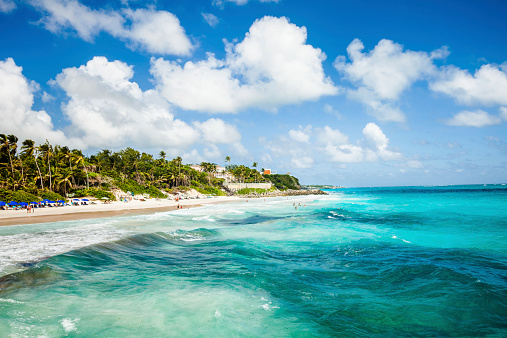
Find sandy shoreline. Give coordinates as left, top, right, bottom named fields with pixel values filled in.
left=0, top=196, right=242, bottom=226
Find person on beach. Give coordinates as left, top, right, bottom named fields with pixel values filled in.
left=27, top=205, right=30, bottom=213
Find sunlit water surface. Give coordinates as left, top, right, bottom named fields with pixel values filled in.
left=1, top=185, right=506, bottom=336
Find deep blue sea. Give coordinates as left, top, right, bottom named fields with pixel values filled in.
left=1, top=185, right=506, bottom=337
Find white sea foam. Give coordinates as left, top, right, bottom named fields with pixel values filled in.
left=0, top=221, right=133, bottom=276
left=61, top=318, right=79, bottom=333
left=0, top=298, right=24, bottom=304
left=191, top=215, right=215, bottom=222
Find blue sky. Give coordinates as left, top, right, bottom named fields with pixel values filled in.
left=1, top=0, right=506, bottom=187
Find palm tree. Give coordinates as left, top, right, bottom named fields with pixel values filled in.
left=21, top=139, right=44, bottom=189
left=74, top=154, right=89, bottom=189
left=0, top=134, right=15, bottom=178
left=252, top=162, right=258, bottom=183
left=55, top=169, right=73, bottom=196
left=175, top=156, right=182, bottom=177
left=7, top=135, right=24, bottom=185
left=159, top=151, right=166, bottom=162
left=38, top=141, right=54, bottom=191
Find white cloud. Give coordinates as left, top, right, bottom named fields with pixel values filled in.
left=1, top=56, right=245, bottom=156
left=324, top=143, right=364, bottom=163
left=202, top=13, right=219, bottom=27
left=193, top=118, right=241, bottom=144
left=263, top=123, right=401, bottom=166
left=151, top=16, right=337, bottom=113
left=32, top=1, right=193, bottom=55
left=0, top=0, right=16, bottom=13
left=316, top=126, right=349, bottom=146
left=55, top=57, right=201, bottom=149
left=430, top=63, right=507, bottom=106
left=316, top=126, right=363, bottom=163
left=362, top=122, right=401, bottom=161
left=316, top=123, right=400, bottom=162
left=446, top=110, right=502, bottom=127
left=34, top=0, right=125, bottom=41
left=291, top=156, right=313, bottom=169
left=335, top=39, right=447, bottom=122
left=0, top=58, right=72, bottom=145
left=288, top=126, right=311, bottom=143
left=41, top=91, right=55, bottom=103
left=124, top=9, right=193, bottom=56
left=500, top=107, right=507, bottom=121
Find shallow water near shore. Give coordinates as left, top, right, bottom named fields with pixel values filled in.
left=1, top=185, right=506, bottom=336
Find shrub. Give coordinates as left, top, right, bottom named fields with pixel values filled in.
left=0, top=188, right=40, bottom=203
left=74, top=188, right=116, bottom=201
left=113, top=179, right=165, bottom=198
left=235, top=188, right=272, bottom=195
left=191, top=185, right=226, bottom=196
left=38, top=190, right=65, bottom=201
left=263, top=174, right=300, bottom=190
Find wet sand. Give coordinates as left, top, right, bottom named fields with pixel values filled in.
left=0, top=197, right=241, bottom=226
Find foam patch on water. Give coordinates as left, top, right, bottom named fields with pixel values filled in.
left=191, top=215, right=215, bottom=222
left=0, top=222, right=133, bottom=276
left=226, top=209, right=245, bottom=214
left=0, top=298, right=24, bottom=304
left=61, top=318, right=79, bottom=333
left=391, top=235, right=412, bottom=244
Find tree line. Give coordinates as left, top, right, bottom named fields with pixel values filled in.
left=0, top=133, right=270, bottom=199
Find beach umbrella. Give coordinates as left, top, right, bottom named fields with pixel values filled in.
left=57, top=200, right=65, bottom=203
left=8, top=201, right=18, bottom=206
left=82, top=198, right=89, bottom=201
left=0, top=201, right=6, bottom=206
left=30, top=202, right=39, bottom=205
left=48, top=200, right=56, bottom=204
left=19, top=202, right=28, bottom=206
left=72, top=198, right=80, bottom=201
left=100, top=197, right=109, bottom=200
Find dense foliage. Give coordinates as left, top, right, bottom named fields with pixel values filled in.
left=0, top=188, right=40, bottom=203
left=235, top=187, right=275, bottom=195
left=0, top=133, right=299, bottom=201
left=264, top=174, right=301, bottom=190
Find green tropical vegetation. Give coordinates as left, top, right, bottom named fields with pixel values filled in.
left=263, top=174, right=301, bottom=190
left=0, top=133, right=302, bottom=202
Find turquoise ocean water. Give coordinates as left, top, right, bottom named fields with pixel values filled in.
left=0, top=185, right=506, bottom=336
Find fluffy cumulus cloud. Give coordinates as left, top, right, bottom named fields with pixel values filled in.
left=430, top=63, right=507, bottom=106
left=151, top=16, right=337, bottom=113
left=288, top=126, right=311, bottom=143
left=193, top=118, right=241, bottom=145
left=362, top=123, right=401, bottom=161
left=32, top=0, right=193, bottom=55
left=335, top=39, right=447, bottom=122
left=0, top=58, right=72, bottom=145
left=54, top=56, right=244, bottom=150
left=1, top=56, right=245, bottom=154
left=124, top=9, right=193, bottom=55
left=0, top=0, right=16, bottom=13
left=262, top=122, right=401, bottom=167
left=446, top=110, right=502, bottom=127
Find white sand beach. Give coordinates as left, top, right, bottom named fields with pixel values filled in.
left=0, top=196, right=242, bottom=226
